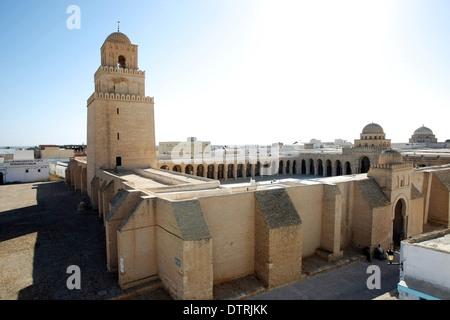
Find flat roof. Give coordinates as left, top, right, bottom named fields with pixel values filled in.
left=414, top=232, right=450, bottom=254
left=106, top=167, right=221, bottom=195
left=220, top=173, right=368, bottom=190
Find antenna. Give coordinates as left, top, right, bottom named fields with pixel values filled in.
left=118, top=21, right=120, bottom=32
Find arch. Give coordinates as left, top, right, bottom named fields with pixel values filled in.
left=293, top=160, right=298, bottom=175
left=196, top=164, right=204, bottom=177
left=335, top=160, right=342, bottom=176
left=0, top=172, right=3, bottom=185
left=279, top=160, right=284, bottom=175
left=317, top=159, right=323, bottom=176
left=207, top=164, right=214, bottom=179
left=286, top=160, right=290, bottom=174
left=301, top=160, right=307, bottom=175
left=246, top=162, right=252, bottom=177
left=309, top=159, right=315, bottom=175
left=173, top=165, right=182, bottom=173
left=237, top=164, right=244, bottom=178
left=185, top=164, right=194, bottom=175
left=227, top=164, right=234, bottom=179
left=359, top=156, right=370, bottom=173
left=344, top=161, right=352, bottom=175
left=255, top=162, right=261, bottom=177
left=218, top=164, right=224, bottom=180
left=118, top=55, right=126, bottom=68
left=393, top=198, right=407, bottom=246
left=160, top=165, right=169, bottom=170
left=325, top=160, right=332, bottom=177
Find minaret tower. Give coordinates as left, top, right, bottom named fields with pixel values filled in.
left=86, top=29, right=156, bottom=198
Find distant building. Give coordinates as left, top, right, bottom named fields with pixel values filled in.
left=40, top=145, right=75, bottom=160
left=409, top=125, right=438, bottom=144
left=354, top=122, right=391, bottom=148
left=0, top=158, right=49, bottom=184
left=0, top=149, right=15, bottom=161
left=37, top=145, right=86, bottom=179
left=38, top=144, right=86, bottom=159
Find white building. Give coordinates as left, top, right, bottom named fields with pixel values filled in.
left=48, top=161, right=69, bottom=179
left=0, top=150, right=50, bottom=184
left=397, top=229, right=450, bottom=300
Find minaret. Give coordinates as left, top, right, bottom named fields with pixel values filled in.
left=86, top=30, right=156, bottom=199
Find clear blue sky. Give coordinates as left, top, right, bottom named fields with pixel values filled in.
left=0, top=0, right=449, bottom=147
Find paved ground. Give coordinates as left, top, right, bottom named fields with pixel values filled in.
left=0, top=181, right=172, bottom=300
left=247, top=252, right=400, bottom=300
left=0, top=180, right=398, bottom=301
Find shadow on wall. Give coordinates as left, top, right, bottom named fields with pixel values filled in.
left=0, top=181, right=121, bottom=300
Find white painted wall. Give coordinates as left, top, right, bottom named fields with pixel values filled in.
left=0, top=159, right=49, bottom=183
left=401, top=242, right=450, bottom=289
left=55, top=162, right=68, bottom=178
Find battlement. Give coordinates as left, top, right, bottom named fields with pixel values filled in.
left=342, top=146, right=388, bottom=155
left=87, top=92, right=154, bottom=105
left=371, top=163, right=413, bottom=170
left=95, top=66, right=145, bottom=78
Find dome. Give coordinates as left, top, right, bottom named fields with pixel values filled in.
left=413, top=125, right=433, bottom=136
left=104, top=32, right=131, bottom=45
left=378, top=148, right=403, bottom=165
left=362, top=123, right=384, bottom=135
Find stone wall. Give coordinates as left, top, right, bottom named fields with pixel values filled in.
left=200, top=193, right=255, bottom=285
left=429, top=170, right=450, bottom=226
left=105, top=189, right=143, bottom=272
left=286, top=184, right=323, bottom=257
left=254, top=188, right=302, bottom=288
left=65, top=158, right=450, bottom=299
left=117, top=196, right=158, bottom=290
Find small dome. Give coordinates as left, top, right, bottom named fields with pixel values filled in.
left=362, top=123, right=384, bottom=135
left=104, top=32, right=131, bottom=45
left=378, top=148, right=403, bottom=165
left=413, top=125, right=433, bottom=135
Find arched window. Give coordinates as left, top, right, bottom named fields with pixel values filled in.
left=360, top=156, right=370, bottom=173
left=118, top=55, right=126, bottom=68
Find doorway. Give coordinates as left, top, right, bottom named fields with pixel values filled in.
left=393, top=198, right=407, bottom=247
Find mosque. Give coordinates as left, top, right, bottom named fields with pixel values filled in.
left=66, top=31, right=450, bottom=300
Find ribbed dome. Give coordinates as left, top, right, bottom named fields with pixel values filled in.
left=104, top=32, right=131, bottom=44
left=413, top=126, right=433, bottom=135
left=378, top=148, right=403, bottom=165
left=362, top=123, right=384, bottom=134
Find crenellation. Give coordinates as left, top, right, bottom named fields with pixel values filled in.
left=371, top=163, right=414, bottom=169
left=95, top=66, right=145, bottom=78
left=87, top=92, right=153, bottom=105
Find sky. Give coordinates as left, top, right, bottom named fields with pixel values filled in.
left=0, top=0, right=449, bottom=147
